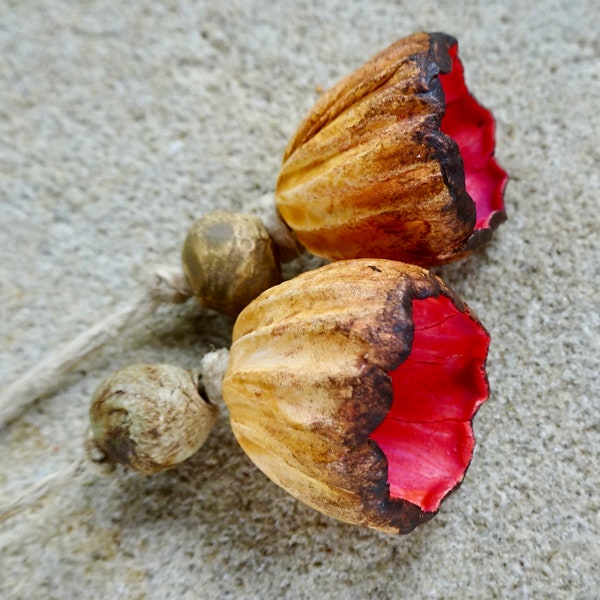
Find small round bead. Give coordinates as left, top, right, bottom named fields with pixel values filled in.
left=87, top=364, right=218, bottom=475
left=181, top=211, right=281, bottom=316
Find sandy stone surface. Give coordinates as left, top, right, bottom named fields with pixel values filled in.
left=1, top=1, right=598, bottom=598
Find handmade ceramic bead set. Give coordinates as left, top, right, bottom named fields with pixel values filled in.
left=2, top=32, right=507, bottom=533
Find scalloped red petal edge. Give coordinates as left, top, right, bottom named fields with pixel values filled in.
left=439, top=42, right=508, bottom=230
left=370, top=295, right=490, bottom=513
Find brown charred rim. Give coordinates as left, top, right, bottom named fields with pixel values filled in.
left=344, top=263, right=466, bottom=443
left=412, top=33, right=477, bottom=242
left=363, top=424, right=481, bottom=533
left=342, top=265, right=474, bottom=533
left=344, top=367, right=438, bottom=533
left=365, top=440, right=438, bottom=533
left=462, top=208, right=508, bottom=254
left=427, top=33, right=509, bottom=258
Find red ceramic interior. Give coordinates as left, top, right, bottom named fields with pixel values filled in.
left=369, top=295, right=490, bottom=513
left=439, top=44, right=508, bottom=230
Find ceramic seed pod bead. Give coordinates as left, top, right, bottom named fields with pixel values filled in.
left=182, top=211, right=282, bottom=316
left=276, top=32, right=508, bottom=266
left=222, top=259, right=490, bottom=533
left=88, top=364, right=218, bottom=475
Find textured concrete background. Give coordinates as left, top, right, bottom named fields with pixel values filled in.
left=1, top=1, right=598, bottom=598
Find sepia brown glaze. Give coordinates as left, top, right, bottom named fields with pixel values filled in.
left=222, top=259, right=488, bottom=533
left=276, top=32, right=506, bottom=266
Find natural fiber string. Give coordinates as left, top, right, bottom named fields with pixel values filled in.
left=0, top=206, right=298, bottom=518
left=0, top=204, right=301, bottom=428
left=0, top=457, right=87, bottom=524
left=0, top=349, right=230, bottom=523
left=198, top=348, right=230, bottom=405
left=0, top=265, right=193, bottom=427
left=255, top=194, right=303, bottom=260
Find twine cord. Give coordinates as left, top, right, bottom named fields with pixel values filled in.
left=198, top=348, right=230, bottom=405
left=257, top=194, right=303, bottom=258
left=0, top=349, right=230, bottom=524
left=0, top=205, right=298, bottom=428
left=0, top=457, right=87, bottom=524
left=0, top=203, right=295, bottom=519
left=0, top=265, right=193, bottom=427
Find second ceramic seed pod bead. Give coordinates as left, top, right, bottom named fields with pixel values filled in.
left=276, top=32, right=508, bottom=266
left=222, top=259, right=490, bottom=534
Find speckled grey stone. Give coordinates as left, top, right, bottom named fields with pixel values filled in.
left=1, top=1, right=598, bottom=598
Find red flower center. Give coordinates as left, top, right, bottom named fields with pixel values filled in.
left=439, top=44, right=508, bottom=230
left=369, top=295, right=490, bottom=513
